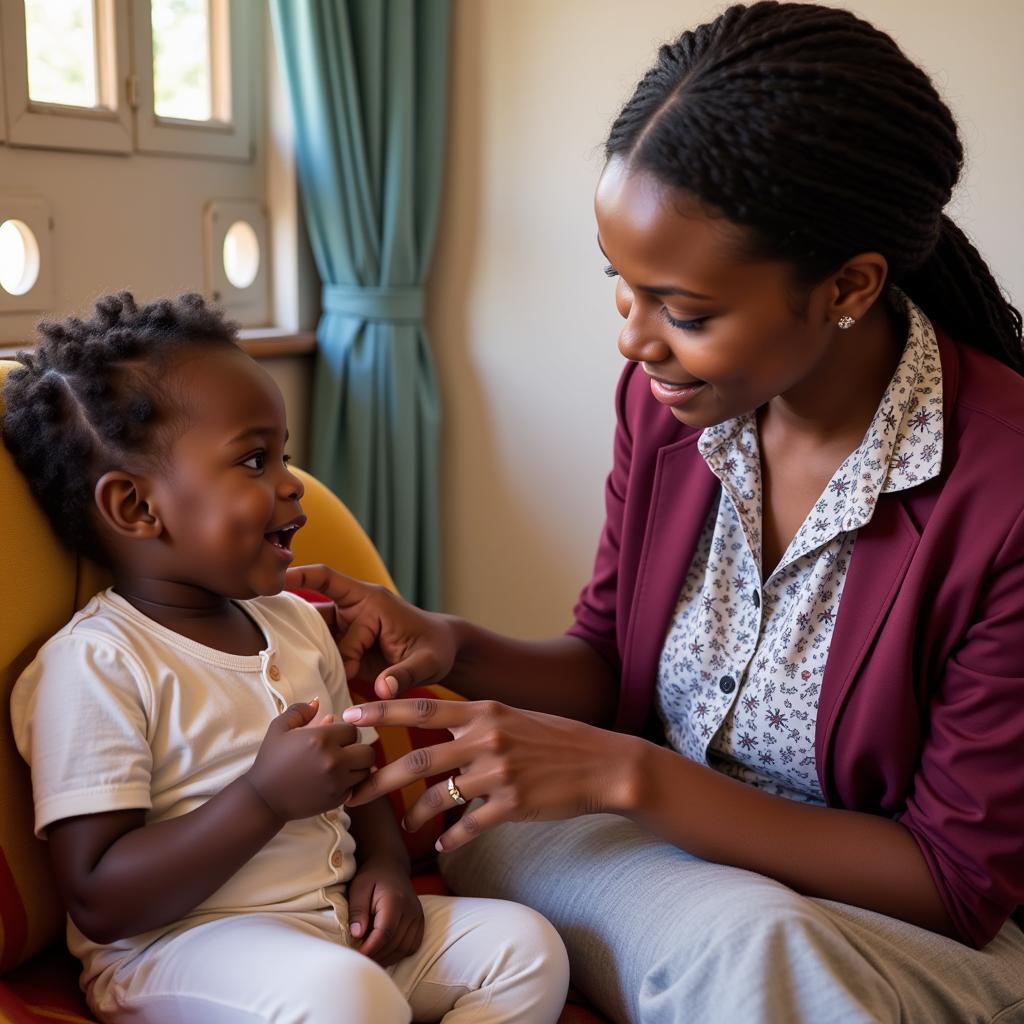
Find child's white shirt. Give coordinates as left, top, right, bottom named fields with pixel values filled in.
left=10, top=588, right=377, bottom=997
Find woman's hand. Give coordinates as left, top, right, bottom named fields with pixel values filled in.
left=347, top=856, right=425, bottom=967
left=340, top=698, right=643, bottom=852
left=286, top=565, right=457, bottom=699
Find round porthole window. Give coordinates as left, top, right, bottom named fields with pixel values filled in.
left=0, top=219, right=41, bottom=296
left=222, top=219, right=260, bottom=289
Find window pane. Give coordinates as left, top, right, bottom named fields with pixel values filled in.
left=24, top=0, right=98, bottom=108
left=223, top=220, right=260, bottom=289
left=0, top=220, right=41, bottom=296
left=152, top=0, right=212, bottom=121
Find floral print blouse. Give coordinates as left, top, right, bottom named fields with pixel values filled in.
left=655, top=292, right=944, bottom=803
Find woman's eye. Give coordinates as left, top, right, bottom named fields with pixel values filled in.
left=242, top=451, right=266, bottom=471
left=661, top=308, right=708, bottom=332
left=603, top=264, right=619, bottom=278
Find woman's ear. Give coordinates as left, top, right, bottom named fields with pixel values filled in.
left=94, top=471, right=163, bottom=541
left=827, top=252, right=889, bottom=324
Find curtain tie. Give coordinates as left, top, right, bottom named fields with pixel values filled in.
left=322, top=283, right=425, bottom=322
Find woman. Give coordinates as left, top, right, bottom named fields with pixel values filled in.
left=289, top=3, right=1024, bottom=1021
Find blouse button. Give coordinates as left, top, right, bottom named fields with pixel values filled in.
left=268, top=664, right=281, bottom=681
left=719, top=675, right=736, bottom=694
left=330, top=850, right=344, bottom=869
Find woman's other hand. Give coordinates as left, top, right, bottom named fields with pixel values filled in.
left=286, top=564, right=458, bottom=700
left=340, top=698, right=644, bottom=852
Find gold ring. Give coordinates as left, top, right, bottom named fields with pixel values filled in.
left=447, top=775, right=466, bottom=805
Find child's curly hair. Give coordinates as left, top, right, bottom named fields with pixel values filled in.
left=2, top=291, right=238, bottom=562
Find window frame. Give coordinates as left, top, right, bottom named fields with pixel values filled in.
left=0, top=195, right=55, bottom=313
left=0, top=0, right=253, bottom=161
left=204, top=198, right=270, bottom=326
left=0, top=0, right=133, bottom=154
left=131, top=0, right=252, bottom=160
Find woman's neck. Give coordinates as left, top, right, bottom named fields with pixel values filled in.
left=761, top=296, right=907, bottom=455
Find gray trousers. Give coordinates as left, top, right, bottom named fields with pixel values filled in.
left=439, top=814, right=1024, bottom=1024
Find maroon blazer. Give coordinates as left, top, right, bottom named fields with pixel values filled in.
left=567, top=328, right=1024, bottom=948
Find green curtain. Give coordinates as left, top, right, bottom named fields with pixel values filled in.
left=270, top=0, right=449, bottom=609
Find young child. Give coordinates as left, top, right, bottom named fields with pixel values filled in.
left=3, top=292, right=569, bottom=1024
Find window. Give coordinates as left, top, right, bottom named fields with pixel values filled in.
left=0, top=197, right=54, bottom=314
left=204, top=199, right=269, bottom=326
left=0, top=0, right=132, bottom=153
left=133, top=0, right=252, bottom=158
left=0, top=219, right=40, bottom=295
left=0, top=0, right=252, bottom=159
left=25, top=0, right=99, bottom=108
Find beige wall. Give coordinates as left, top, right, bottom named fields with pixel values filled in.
left=427, top=0, right=1024, bottom=637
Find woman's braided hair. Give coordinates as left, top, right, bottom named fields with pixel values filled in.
left=2, top=291, right=238, bottom=561
left=606, top=1, right=1023, bottom=373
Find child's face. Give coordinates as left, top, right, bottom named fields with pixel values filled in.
left=142, top=345, right=306, bottom=599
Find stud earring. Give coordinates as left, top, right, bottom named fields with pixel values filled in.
left=837, top=314, right=856, bottom=330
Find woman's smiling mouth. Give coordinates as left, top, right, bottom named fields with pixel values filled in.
left=646, top=372, right=707, bottom=407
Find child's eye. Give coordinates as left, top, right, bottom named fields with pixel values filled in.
left=283, top=453, right=292, bottom=465
left=661, top=308, right=709, bottom=332
left=242, top=451, right=266, bottom=471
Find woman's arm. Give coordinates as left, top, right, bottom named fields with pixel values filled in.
left=444, top=619, right=618, bottom=723
left=48, top=701, right=375, bottom=943
left=287, top=565, right=619, bottom=725
left=340, top=698, right=956, bottom=939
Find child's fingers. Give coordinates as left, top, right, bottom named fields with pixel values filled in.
left=357, top=894, right=404, bottom=963
left=347, top=873, right=374, bottom=942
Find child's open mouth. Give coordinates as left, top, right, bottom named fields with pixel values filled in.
left=264, top=514, right=306, bottom=561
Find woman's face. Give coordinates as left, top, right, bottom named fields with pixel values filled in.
left=595, top=157, right=838, bottom=429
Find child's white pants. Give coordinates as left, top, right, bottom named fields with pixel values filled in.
left=90, top=894, right=570, bottom=1023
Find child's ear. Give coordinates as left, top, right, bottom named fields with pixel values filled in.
left=94, top=471, right=163, bottom=541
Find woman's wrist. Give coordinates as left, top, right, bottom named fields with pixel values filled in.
left=606, top=730, right=662, bottom=816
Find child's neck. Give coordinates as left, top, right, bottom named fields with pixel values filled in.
left=112, top=576, right=267, bottom=657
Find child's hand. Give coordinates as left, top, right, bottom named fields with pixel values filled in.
left=348, top=856, right=425, bottom=967
left=244, top=699, right=376, bottom=822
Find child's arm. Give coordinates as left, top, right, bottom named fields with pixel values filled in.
left=345, top=797, right=424, bottom=967
left=46, top=700, right=375, bottom=944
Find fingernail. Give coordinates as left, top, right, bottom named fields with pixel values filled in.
left=308, top=696, right=320, bottom=705
left=400, top=817, right=409, bottom=832
left=342, top=707, right=362, bottom=722
left=384, top=675, right=398, bottom=696
left=435, top=838, right=444, bottom=852
left=350, top=922, right=363, bottom=937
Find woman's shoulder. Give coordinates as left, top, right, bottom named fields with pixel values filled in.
left=948, top=335, right=1024, bottom=445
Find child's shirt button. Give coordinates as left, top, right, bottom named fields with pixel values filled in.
left=268, top=664, right=281, bottom=681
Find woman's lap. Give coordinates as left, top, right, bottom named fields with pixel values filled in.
left=439, top=814, right=1024, bottom=1024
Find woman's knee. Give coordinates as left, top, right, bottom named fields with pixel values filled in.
left=641, top=889, right=888, bottom=1024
